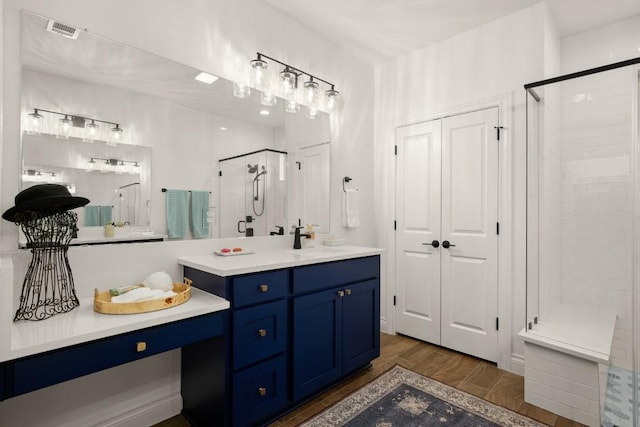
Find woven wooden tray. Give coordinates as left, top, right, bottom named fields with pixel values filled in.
left=94, top=278, right=192, bottom=315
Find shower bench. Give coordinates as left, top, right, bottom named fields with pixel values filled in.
left=518, top=304, right=617, bottom=427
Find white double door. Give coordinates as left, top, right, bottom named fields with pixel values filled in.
left=395, top=108, right=499, bottom=362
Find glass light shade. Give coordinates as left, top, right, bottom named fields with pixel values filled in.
left=233, top=81, right=251, bottom=98
left=87, top=158, right=96, bottom=172
left=280, top=69, right=297, bottom=99
left=57, top=115, right=72, bottom=139
left=306, top=107, right=318, bottom=120
left=304, top=80, right=319, bottom=107
left=250, top=59, right=269, bottom=90
left=26, top=109, right=44, bottom=135
left=83, top=120, right=99, bottom=143
left=285, top=100, right=300, bottom=114
left=325, top=88, right=340, bottom=110
left=261, top=92, right=278, bottom=107
left=109, top=124, right=123, bottom=145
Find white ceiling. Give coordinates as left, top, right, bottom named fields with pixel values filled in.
left=261, top=0, right=640, bottom=63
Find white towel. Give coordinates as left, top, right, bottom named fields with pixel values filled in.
left=342, top=189, right=360, bottom=228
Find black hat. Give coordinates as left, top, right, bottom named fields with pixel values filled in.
left=2, top=184, right=89, bottom=223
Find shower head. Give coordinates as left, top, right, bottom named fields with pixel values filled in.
left=247, top=164, right=258, bottom=173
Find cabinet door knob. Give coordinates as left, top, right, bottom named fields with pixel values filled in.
left=337, top=290, right=345, bottom=297
left=258, top=387, right=267, bottom=396
left=259, top=284, right=269, bottom=292
left=345, top=288, right=352, bottom=296
left=258, top=328, right=267, bottom=337
left=136, top=341, right=147, bottom=352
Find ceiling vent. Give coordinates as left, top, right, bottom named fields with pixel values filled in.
left=46, top=19, right=80, bottom=40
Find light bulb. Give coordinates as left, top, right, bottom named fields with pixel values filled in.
left=306, top=107, right=318, bottom=120
left=109, top=124, right=123, bottom=146
left=27, top=109, right=44, bottom=135
left=57, top=115, right=72, bottom=139
left=304, top=79, right=319, bottom=107
left=84, top=120, right=99, bottom=143
left=325, top=88, right=340, bottom=110
left=280, top=68, right=297, bottom=100
left=250, top=58, right=269, bottom=90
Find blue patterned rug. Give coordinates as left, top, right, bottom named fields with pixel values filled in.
left=299, top=366, right=544, bottom=427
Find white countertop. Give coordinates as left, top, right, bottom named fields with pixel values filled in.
left=0, top=287, right=229, bottom=363
left=178, top=245, right=384, bottom=277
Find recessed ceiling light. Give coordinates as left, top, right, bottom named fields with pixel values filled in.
left=259, top=110, right=270, bottom=116
left=220, top=126, right=227, bottom=131
left=195, top=72, right=219, bottom=84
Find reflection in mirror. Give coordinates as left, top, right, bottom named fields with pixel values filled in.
left=20, top=10, right=331, bottom=242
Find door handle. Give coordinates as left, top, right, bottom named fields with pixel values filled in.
left=442, top=240, right=456, bottom=248
left=422, top=240, right=439, bottom=248
left=237, top=220, right=246, bottom=233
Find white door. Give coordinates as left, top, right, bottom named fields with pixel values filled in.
left=395, top=120, right=442, bottom=343
left=440, top=108, right=499, bottom=362
left=395, top=108, right=499, bottom=362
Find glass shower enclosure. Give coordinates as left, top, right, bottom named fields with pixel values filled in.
left=218, top=149, right=287, bottom=238
left=525, top=58, right=639, bottom=426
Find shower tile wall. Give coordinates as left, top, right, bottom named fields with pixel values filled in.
left=558, top=69, right=634, bottom=370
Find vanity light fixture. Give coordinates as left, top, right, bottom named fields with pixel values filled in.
left=26, top=109, right=44, bottom=135
left=306, top=107, right=319, bottom=120
left=194, top=71, right=219, bottom=84
left=244, top=52, right=340, bottom=114
left=25, top=108, right=124, bottom=144
left=88, top=157, right=140, bottom=175
left=260, top=92, right=277, bottom=107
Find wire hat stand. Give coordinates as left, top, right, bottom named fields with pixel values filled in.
left=14, top=211, right=80, bottom=321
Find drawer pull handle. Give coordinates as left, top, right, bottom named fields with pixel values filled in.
left=259, top=284, right=269, bottom=293
left=258, top=387, right=267, bottom=396
left=337, top=290, right=345, bottom=297
left=136, top=341, right=147, bottom=352
left=258, top=328, right=267, bottom=337
left=345, top=288, right=352, bottom=296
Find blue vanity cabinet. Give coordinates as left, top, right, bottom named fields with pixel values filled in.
left=183, top=266, right=289, bottom=427
left=292, top=256, right=380, bottom=401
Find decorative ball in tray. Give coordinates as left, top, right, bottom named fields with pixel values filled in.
left=94, top=274, right=192, bottom=315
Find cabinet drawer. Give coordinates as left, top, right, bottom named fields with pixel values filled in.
left=11, top=313, right=223, bottom=397
left=233, top=269, right=288, bottom=308
left=293, top=256, right=379, bottom=294
left=233, top=300, right=287, bottom=369
left=233, top=355, right=287, bottom=427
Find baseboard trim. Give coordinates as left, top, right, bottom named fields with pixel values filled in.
left=380, top=317, right=389, bottom=334
left=102, top=392, right=182, bottom=427
left=510, top=354, right=525, bottom=376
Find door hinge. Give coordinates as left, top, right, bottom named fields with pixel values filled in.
left=218, top=171, right=222, bottom=177
left=494, top=126, right=504, bottom=141
left=394, top=220, right=397, bottom=230
left=393, top=295, right=396, bottom=306
left=496, top=222, right=500, bottom=235
left=496, top=317, right=499, bottom=331
left=394, top=145, right=397, bottom=155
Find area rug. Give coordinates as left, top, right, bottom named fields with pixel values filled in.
left=299, top=365, right=545, bottom=426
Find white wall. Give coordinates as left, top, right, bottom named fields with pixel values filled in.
left=374, top=3, right=548, bottom=370
left=0, top=0, right=375, bottom=425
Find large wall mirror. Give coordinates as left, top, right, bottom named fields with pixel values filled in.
left=20, top=11, right=331, bottom=242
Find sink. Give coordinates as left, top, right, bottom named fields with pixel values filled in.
left=289, top=246, right=346, bottom=259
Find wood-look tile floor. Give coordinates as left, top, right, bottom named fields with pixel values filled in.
left=153, top=333, right=585, bottom=427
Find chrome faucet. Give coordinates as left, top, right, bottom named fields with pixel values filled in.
left=292, top=226, right=311, bottom=249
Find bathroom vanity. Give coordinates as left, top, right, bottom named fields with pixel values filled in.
left=0, top=288, right=229, bottom=404
left=179, top=246, right=382, bottom=426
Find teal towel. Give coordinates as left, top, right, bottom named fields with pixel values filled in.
left=190, top=191, right=210, bottom=238
left=85, top=206, right=100, bottom=226
left=101, top=205, right=113, bottom=225
left=166, top=189, right=189, bottom=238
